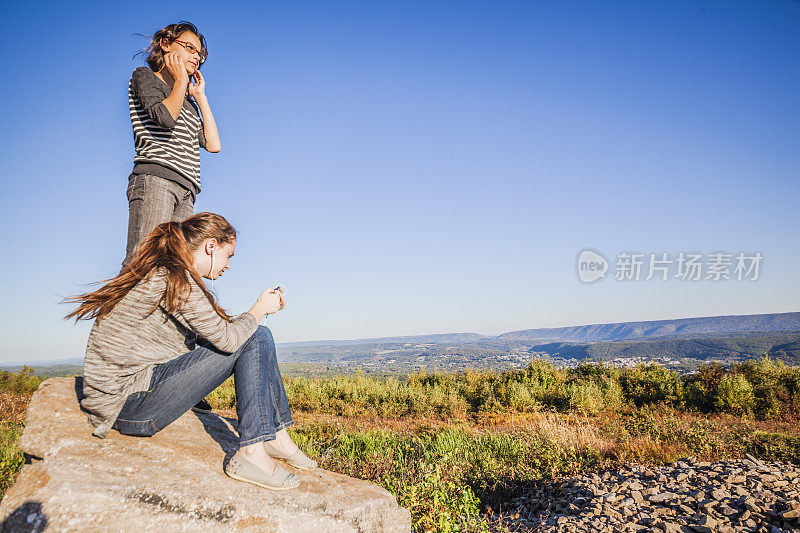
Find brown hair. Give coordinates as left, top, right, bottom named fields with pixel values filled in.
left=139, top=21, right=208, bottom=72
left=65, top=212, right=236, bottom=323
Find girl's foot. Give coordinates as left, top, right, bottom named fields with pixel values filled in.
left=269, top=428, right=304, bottom=455
left=263, top=430, right=318, bottom=470
left=239, top=442, right=277, bottom=475
left=225, top=449, right=300, bottom=490
left=191, top=397, right=213, bottom=414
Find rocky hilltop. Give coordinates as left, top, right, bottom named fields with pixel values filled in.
left=0, top=378, right=411, bottom=532
left=504, top=456, right=800, bottom=532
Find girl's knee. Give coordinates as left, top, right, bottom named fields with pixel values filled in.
left=240, top=326, right=275, bottom=356
left=240, top=326, right=270, bottom=351
left=256, top=325, right=273, bottom=341
left=255, top=326, right=276, bottom=348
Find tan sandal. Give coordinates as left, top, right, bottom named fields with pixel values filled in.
left=224, top=450, right=300, bottom=490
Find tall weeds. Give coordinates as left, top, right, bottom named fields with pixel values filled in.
left=210, top=356, right=800, bottom=421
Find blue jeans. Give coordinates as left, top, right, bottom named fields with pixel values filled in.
left=112, top=326, right=293, bottom=446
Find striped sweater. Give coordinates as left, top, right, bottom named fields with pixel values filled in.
left=80, top=267, right=258, bottom=438
left=129, top=67, right=206, bottom=194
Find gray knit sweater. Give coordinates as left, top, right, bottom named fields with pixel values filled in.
left=80, top=267, right=258, bottom=438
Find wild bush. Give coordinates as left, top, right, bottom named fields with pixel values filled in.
left=737, top=357, right=799, bottom=419
left=0, top=367, right=44, bottom=395
left=683, top=362, right=725, bottom=411
left=565, top=363, right=624, bottom=414
left=714, top=373, right=755, bottom=415
left=619, top=363, right=683, bottom=406
left=568, top=382, right=605, bottom=415
left=211, top=358, right=799, bottom=421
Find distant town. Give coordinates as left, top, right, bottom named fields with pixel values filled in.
left=4, top=312, right=798, bottom=376
left=275, top=312, right=800, bottom=375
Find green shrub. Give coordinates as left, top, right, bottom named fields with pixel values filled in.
left=568, top=382, right=605, bottom=415
left=737, top=357, right=799, bottom=419
left=714, top=373, right=754, bottom=414
left=565, top=363, right=624, bottom=414
left=503, top=381, right=540, bottom=412
left=683, top=363, right=725, bottom=411
left=210, top=358, right=798, bottom=421
left=619, top=364, right=683, bottom=406
left=514, top=359, right=568, bottom=409
left=0, top=366, right=44, bottom=395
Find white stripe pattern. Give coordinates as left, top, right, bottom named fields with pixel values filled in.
left=129, top=81, right=202, bottom=188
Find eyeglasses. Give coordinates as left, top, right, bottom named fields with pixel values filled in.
left=173, top=39, right=205, bottom=63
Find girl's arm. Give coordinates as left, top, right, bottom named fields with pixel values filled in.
left=175, top=281, right=283, bottom=353
left=189, top=71, right=222, bottom=153
left=131, top=68, right=179, bottom=129
left=176, top=279, right=258, bottom=353
left=161, top=52, right=190, bottom=122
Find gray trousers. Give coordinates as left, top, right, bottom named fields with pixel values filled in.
left=123, top=174, right=195, bottom=269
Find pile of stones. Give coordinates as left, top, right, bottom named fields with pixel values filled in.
left=502, top=455, right=799, bottom=532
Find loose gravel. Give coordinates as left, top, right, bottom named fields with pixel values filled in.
left=502, top=455, right=799, bottom=532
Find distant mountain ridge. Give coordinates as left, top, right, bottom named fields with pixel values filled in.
left=273, top=312, right=800, bottom=371
left=279, top=332, right=488, bottom=347
left=496, top=312, right=800, bottom=343
left=279, top=312, right=800, bottom=348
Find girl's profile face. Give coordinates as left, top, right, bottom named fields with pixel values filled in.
left=210, top=240, right=236, bottom=280
left=161, top=31, right=203, bottom=74
left=199, top=239, right=236, bottom=280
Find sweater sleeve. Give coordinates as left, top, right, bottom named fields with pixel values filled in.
left=131, top=67, right=178, bottom=129
left=174, top=278, right=258, bottom=353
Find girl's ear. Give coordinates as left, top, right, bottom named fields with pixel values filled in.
left=160, top=37, right=171, bottom=52
left=205, top=239, right=218, bottom=255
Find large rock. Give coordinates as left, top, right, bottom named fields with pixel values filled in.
left=0, top=378, right=411, bottom=532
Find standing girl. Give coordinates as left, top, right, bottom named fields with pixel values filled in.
left=125, top=21, right=220, bottom=269
left=125, top=21, right=221, bottom=412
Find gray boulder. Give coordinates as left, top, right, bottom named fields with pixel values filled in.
left=0, top=377, right=411, bottom=532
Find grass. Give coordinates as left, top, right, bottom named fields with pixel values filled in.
left=1, top=359, right=799, bottom=531
left=0, top=367, right=42, bottom=498
left=285, top=418, right=599, bottom=532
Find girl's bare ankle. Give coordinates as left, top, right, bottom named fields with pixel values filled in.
left=240, top=443, right=262, bottom=457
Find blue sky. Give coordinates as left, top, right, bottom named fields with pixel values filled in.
left=1, top=1, right=798, bottom=364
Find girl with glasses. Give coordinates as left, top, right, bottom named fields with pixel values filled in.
left=125, top=21, right=221, bottom=413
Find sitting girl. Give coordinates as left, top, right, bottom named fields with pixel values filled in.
left=67, top=212, right=316, bottom=490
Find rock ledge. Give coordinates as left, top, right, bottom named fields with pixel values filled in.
left=0, top=377, right=411, bottom=532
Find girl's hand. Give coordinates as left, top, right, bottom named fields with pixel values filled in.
left=164, top=51, right=189, bottom=86
left=188, top=71, right=206, bottom=99
left=254, top=287, right=285, bottom=316
left=271, top=286, right=285, bottom=310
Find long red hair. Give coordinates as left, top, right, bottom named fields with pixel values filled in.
left=65, top=212, right=236, bottom=322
